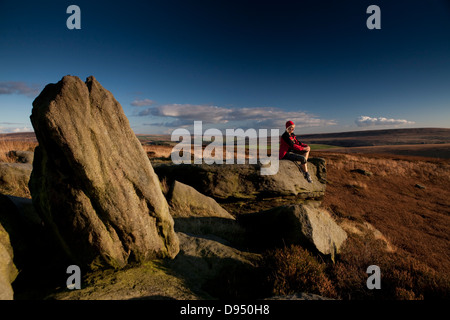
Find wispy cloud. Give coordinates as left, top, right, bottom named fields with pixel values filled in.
left=0, top=126, right=33, bottom=133
left=0, top=81, right=41, bottom=98
left=139, top=104, right=336, bottom=129
left=355, top=115, right=415, bottom=127
left=130, top=98, right=155, bottom=107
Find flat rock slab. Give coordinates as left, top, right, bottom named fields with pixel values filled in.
left=154, top=158, right=327, bottom=201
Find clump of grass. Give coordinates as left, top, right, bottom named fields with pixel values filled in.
left=260, top=245, right=338, bottom=298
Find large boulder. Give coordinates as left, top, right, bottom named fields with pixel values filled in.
left=29, top=75, right=179, bottom=269
left=153, top=158, right=327, bottom=202
left=239, top=203, right=347, bottom=260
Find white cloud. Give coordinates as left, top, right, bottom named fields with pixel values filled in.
left=12, top=127, right=33, bottom=133
left=355, top=115, right=415, bottom=127
left=139, top=104, right=337, bottom=129
left=130, top=98, right=155, bottom=107
left=0, top=126, right=33, bottom=134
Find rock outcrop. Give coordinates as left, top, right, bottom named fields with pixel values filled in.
left=154, top=158, right=327, bottom=201
left=168, top=180, right=234, bottom=219
left=166, top=180, right=246, bottom=247
left=0, top=222, right=18, bottom=300
left=239, top=203, right=347, bottom=260
left=29, top=75, right=179, bottom=270
left=47, top=231, right=262, bottom=300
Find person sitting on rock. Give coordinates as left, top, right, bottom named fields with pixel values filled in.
left=279, top=120, right=312, bottom=183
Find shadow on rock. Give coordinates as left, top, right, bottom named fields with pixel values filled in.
left=163, top=232, right=269, bottom=299
left=0, top=194, right=72, bottom=299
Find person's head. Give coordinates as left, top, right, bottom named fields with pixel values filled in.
left=286, top=120, right=295, bottom=134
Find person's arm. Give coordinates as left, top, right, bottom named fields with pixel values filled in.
left=282, top=132, right=305, bottom=152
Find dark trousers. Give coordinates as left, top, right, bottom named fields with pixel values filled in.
left=283, top=152, right=307, bottom=164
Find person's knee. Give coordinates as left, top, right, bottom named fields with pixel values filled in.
left=298, top=155, right=306, bottom=164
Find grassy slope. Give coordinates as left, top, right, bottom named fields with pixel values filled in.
left=315, top=151, right=450, bottom=275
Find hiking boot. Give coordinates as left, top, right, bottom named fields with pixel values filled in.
left=304, top=172, right=312, bottom=183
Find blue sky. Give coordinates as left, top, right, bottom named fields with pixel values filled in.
left=1, top=0, right=449, bottom=135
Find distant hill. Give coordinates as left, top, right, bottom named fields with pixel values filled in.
left=3, top=128, right=450, bottom=148
left=299, top=128, right=450, bottom=147
left=0, top=132, right=37, bottom=142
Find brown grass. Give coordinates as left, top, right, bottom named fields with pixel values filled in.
left=317, top=143, right=450, bottom=159
left=314, top=151, right=450, bottom=276
left=260, top=245, right=338, bottom=298
left=259, top=151, right=450, bottom=300
left=260, top=226, right=450, bottom=300
left=329, top=232, right=450, bottom=300
left=0, top=139, right=38, bottom=162
left=142, top=145, right=173, bottom=159
left=143, top=144, right=259, bottom=162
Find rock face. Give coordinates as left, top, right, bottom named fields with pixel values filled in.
left=48, top=232, right=262, bottom=300
left=29, top=75, right=179, bottom=269
left=166, top=181, right=246, bottom=248
left=167, top=232, right=261, bottom=298
left=154, top=158, right=327, bottom=201
left=239, top=203, right=347, bottom=260
left=0, top=221, right=18, bottom=300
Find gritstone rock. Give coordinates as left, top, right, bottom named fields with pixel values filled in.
left=167, top=181, right=245, bottom=247
left=29, top=75, right=179, bottom=269
left=153, top=158, right=327, bottom=201
left=239, top=203, right=347, bottom=260
left=0, top=223, right=18, bottom=300
left=0, top=215, right=18, bottom=300
left=168, top=180, right=234, bottom=219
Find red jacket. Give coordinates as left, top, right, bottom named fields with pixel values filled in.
left=279, top=131, right=308, bottom=159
